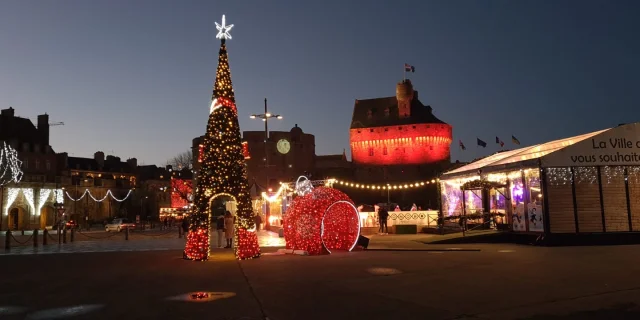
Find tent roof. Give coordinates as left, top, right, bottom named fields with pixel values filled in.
left=442, top=128, right=610, bottom=178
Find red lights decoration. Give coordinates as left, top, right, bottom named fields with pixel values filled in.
left=349, top=125, right=453, bottom=165
left=236, top=228, right=260, bottom=259
left=183, top=227, right=209, bottom=261
left=241, top=141, right=250, bottom=160
left=184, top=18, right=260, bottom=261
left=171, top=178, right=193, bottom=208
left=284, top=187, right=360, bottom=255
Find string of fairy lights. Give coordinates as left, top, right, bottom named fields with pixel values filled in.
left=327, top=178, right=439, bottom=190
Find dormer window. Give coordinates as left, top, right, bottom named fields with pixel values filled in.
left=366, top=109, right=373, bottom=119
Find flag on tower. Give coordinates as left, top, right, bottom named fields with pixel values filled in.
left=459, top=140, right=466, bottom=150
left=496, top=136, right=504, bottom=148
left=512, top=135, right=521, bottom=145
left=404, top=63, right=415, bottom=72
left=477, top=138, right=487, bottom=148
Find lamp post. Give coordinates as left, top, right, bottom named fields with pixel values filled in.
left=250, top=98, right=283, bottom=228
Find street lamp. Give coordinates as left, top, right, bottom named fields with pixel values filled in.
left=249, top=98, right=283, bottom=190
left=250, top=98, right=283, bottom=229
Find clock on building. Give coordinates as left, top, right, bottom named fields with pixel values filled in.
left=277, top=139, right=291, bottom=154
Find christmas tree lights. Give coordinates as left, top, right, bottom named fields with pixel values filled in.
left=184, top=15, right=260, bottom=261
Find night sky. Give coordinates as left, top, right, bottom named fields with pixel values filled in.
left=1, top=0, right=639, bottom=166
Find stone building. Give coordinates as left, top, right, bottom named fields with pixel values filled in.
left=56, top=152, right=138, bottom=224
left=193, top=124, right=318, bottom=190
left=1, top=107, right=60, bottom=230
left=349, top=79, right=453, bottom=183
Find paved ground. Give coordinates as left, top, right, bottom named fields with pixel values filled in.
left=3, top=242, right=640, bottom=320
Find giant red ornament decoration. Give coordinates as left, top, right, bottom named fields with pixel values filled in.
left=284, top=184, right=360, bottom=255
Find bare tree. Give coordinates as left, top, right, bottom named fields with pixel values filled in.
left=167, top=150, right=193, bottom=170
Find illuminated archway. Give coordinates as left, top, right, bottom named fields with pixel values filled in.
left=208, top=192, right=237, bottom=218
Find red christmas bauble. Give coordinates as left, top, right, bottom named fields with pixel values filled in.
left=284, top=187, right=360, bottom=255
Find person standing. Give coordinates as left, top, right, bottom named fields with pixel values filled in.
left=224, top=211, right=234, bottom=248
left=216, top=215, right=225, bottom=248
left=254, top=214, right=262, bottom=232
left=181, top=217, right=189, bottom=238
left=378, top=206, right=389, bottom=234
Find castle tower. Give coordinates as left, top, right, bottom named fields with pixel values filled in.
left=184, top=15, right=260, bottom=261
left=349, top=79, right=453, bottom=167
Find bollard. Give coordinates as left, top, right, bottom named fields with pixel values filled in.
left=62, top=228, right=67, bottom=244
left=33, top=229, right=39, bottom=247
left=4, top=230, right=10, bottom=250
left=43, top=229, right=48, bottom=245
left=58, top=227, right=62, bottom=244
left=125, top=227, right=129, bottom=240
left=70, top=228, right=75, bottom=242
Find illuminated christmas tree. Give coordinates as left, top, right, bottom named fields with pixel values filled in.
left=183, top=15, right=260, bottom=261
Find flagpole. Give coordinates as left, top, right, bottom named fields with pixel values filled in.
left=403, top=65, right=406, bottom=81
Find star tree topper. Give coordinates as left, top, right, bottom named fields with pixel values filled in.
left=215, top=15, right=234, bottom=40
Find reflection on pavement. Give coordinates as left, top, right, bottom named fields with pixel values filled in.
left=1, top=231, right=284, bottom=255
left=165, top=291, right=236, bottom=302
left=25, top=304, right=104, bottom=320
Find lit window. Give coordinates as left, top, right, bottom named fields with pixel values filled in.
left=383, top=147, right=387, bottom=155
left=368, top=148, right=374, bottom=156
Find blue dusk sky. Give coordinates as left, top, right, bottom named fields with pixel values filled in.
left=1, top=0, right=639, bottom=166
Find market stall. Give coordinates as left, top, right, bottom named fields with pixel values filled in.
left=440, top=123, right=640, bottom=235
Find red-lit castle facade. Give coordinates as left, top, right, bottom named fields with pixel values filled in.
left=349, top=80, right=452, bottom=182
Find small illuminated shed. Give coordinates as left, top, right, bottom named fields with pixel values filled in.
left=439, top=123, right=640, bottom=235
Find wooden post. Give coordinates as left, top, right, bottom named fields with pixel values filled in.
left=4, top=230, right=10, bottom=250
left=70, top=228, right=75, bottom=242
left=62, top=228, right=67, bottom=244
left=570, top=167, right=579, bottom=233
left=597, top=166, right=606, bottom=232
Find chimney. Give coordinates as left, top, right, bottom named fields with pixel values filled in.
left=127, top=157, right=138, bottom=168
left=94, top=151, right=105, bottom=168
left=1, top=107, right=15, bottom=117
left=37, top=114, right=50, bottom=144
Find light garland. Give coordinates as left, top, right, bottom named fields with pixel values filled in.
left=185, top=18, right=260, bottom=261
left=545, top=166, right=640, bottom=186
left=0, top=142, right=23, bottom=186
left=54, top=189, right=64, bottom=204
left=65, top=189, right=133, bottom=202
left=22, top=188, right=35, bottom=214
left=3, top=188, right=20, bottom=216
left=36, top=189, right=52, bottom=217
left=328, top=178, right=438, bottom=190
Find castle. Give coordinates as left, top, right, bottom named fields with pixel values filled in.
left=349, top=80, right=453, bottom=183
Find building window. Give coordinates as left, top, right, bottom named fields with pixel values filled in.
left=383, top=146, right=387, bottom=155
left=23, top=158, right=28, bottom=169
left=35, top=160, right=40, bottom=170
left=46, top=160, right=51, bottom=171
left=368, top=148, right=374, bottom=156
